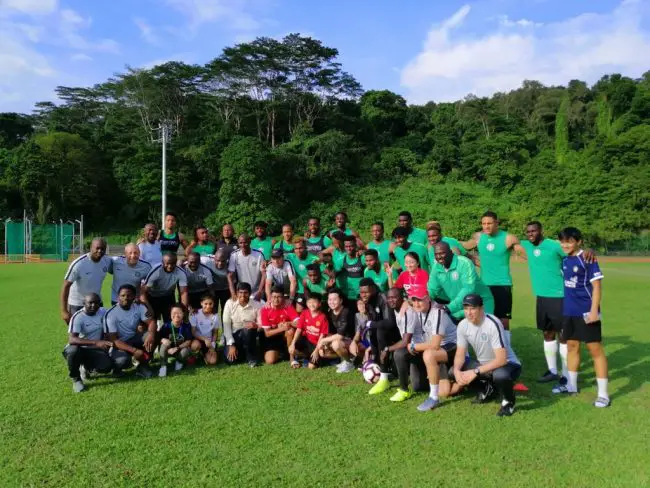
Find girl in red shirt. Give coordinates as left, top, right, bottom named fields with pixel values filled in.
left=392, top=252, right=429, bottom=299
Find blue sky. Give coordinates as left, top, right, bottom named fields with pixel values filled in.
left=1, top=0, right=649, bottom=113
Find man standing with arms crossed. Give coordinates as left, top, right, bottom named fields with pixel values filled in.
left=462, top=211, right=522, bottom=334
left=61, top=238, right=112, bottom=324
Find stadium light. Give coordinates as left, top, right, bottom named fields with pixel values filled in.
left=153, top=123, right=172, bottom=227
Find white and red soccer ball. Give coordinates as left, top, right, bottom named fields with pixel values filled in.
left=361, top=361, right=381, bottom=384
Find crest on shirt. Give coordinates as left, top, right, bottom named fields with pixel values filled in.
left=573, top=266, right=579, bottom=272
left=299, top=264, right=305, bottom=270
left=451, top=271, right=459, bottom=280
left=102, top=266, right=108, bottom=272
left=135, top=272, right=141, bottom=278
left=486, top=243, right=495, bottom=252
left=316, top=321, right=321, bottom=326
left=533, top=249, right=541, bottom=257
left=480, top=333, right=488, bottom=341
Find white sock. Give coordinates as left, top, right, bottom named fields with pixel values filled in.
left=380, top=372, right=389, bottom=381
left=429, top=384, right=439, bottom=400
left=501, top=399, right=510, bottom=406
left=567, top=371, right=578, bottom=392
left=596, top=377, right=609, bottom=400
left=559, top=343, right=569, bottom=379
left=543, top=340, right=558, bottom=374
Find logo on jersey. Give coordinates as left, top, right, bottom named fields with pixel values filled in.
left=533, top=249, right=541, bottom=257
left=135, top=272, right=142, bottom=278
left=480, top=333, right=488, bottom=341
left=486, top=243, right=495, bottom=252
left=103, top=267, right=108, bottom=272
left=299, top=264, right=305, bottom=271
left=573, top=266, right=579, bottom=273
left=451, top=271, right=459, bottom=281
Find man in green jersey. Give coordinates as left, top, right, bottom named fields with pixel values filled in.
left=426, top=221, right=476, bottom=264
left=273, top=223, right=296, bottom=256
left=389, top=227, right=429, bottom=272
left=251, top=221, right=274, bottom=260
left=186, top=225, right=216, bottom=256
left=398, top=211, right=428, bottom=246
left=462, top=211, right=523, bottom=332
left=287, top=238, right=318, bottom=310
left=303, top=263, right=334, bottom=297
left=334, top=235, right=366, bottom=306
left=367, top=222, right=391, bottom=265
left=428, top=242, right=494, bottom=322
left=363, top=249, right=394, bottom=292
left=305, top=217, right=332, bottom=256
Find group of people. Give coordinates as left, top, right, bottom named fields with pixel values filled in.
left=60, top=210, right=611, bottom=416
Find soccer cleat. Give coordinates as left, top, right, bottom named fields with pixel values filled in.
left=174, top=361, right=184, bottom=372
left=497, top=403, right=515, bottom=417
left=135, top=365, right=153, bottom=379
left=368, top=378, right=390, bottom=395
left=72, top=380, right=86, bottom=393
left=158, top=366, right=168, bottom=377
left=79, top=365, right=88, bottom=382
left=472, top=381, right=495, bottom=404
left=389, top=388, right=412, bottom=402
left=593, top=397, right=611, bottom=408
left=417, top=397, right=440, bottom=412
left=538, top=370, right=559, bottom=383
left=336, top=360, right=355, bottom=374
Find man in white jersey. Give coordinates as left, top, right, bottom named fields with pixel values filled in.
left=453, top=294, right=522, bottom=417
left=61, top=238, right=112, bottom=324
left=183, top=252, right=214, bottom=310
left=228, top=234, right=265, bottom=301
left=105, top=284, right=156, bottom=378
left=109, top=243, right=152, bottom=305
left=265, top=249, right=297, bottom=301
left=62, top=293, right=113, bottom=393
left=138, top=223, right=162, bottom=267
left=140, top=253, right=189, bottom=322
left=408, top=293, right=458, bottom=412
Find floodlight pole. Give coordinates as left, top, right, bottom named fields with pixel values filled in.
left=154, top=123, right=172, bottom=228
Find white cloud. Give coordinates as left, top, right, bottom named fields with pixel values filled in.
left=70, top=53, right=92, bottom=62
left=165, top=0, right=262, bottom=33
left=134, top=17, right=159, bottom=45
left=0, top=0, right=58, bottom=16
left=401, top=1, right=650, bottom=103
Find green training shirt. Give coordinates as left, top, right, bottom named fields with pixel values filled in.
left=192, top=243, right=216, bottom=256
left=478, top=230, right=512, bottom=286
left=428, top=254, right=495, bottom=319
left=521, top=239, right=565, bottom=298
left=393, top=242, right=429, bottom=271
left=368, top=240, right=391, bottom=264
left=363, top=267, right=395, bottom=292
left=251, top=236, right=273, bottom=260
left=286, top=253, right=318, bottom=294
left=407, top=227, right=428, bottom=246
left=334, top=254, right=366, bottom=300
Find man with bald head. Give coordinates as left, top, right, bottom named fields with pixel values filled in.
left=109, top=243, right=152, bottom=305
left=427, top=241, right=494, bottom=322
left=61, top=238, right=113, bottom=324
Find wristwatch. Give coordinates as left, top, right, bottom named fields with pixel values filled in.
left=383, top=346, right=390, bottom=353
left=409, top=342, right=416, bottom=353
left=474, top=367, right=481, bottom=375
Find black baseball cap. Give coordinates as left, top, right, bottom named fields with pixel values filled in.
left=462, top=294, right=483, bottom=307
left=271, top=249, right=283, bottom=258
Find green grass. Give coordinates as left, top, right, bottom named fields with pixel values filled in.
left=1, top=262, right=649, bottom=488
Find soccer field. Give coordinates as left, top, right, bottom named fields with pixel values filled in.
left=1, top=262, right=649, bottom=488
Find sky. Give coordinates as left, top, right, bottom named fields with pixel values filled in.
left=1, top=0, right=649, bottom=113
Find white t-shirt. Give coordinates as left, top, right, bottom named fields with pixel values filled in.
left=68, top=308, right=107, bottom=341
left=138, top=241, right=162, bottom=268
left=457, top=314, right=520, bottom=365
left=104, top=303, right=151, bottom=341
left=189, top=310, right=221, bottom=338
left=64, top=254, right=113, bottom=306
left=110, top=256, right=152, bottom=302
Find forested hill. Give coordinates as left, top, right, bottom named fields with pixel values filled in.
left=0, top=34, right=648, bottom=250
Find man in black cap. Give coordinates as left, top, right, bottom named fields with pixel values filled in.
left=453, top=293, right=522, bottom=417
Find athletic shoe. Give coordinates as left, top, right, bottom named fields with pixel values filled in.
left=135, top=365, right=153, bottom=379
left=336, top=360, right=355, bottom=374
left=72, top=380, right=86, bottom=393
left=593, top=397, right=611, bottom=408
left=248, top=360, right=260, bottom=368
left=472, top=381, right=495, bottom=404
left=158, top=366, right=168, bottom=377
left=368, top=378, right=390, bottom=395
left=389, top=388, right=412, bottom=402
left=174, top=361, right=184, bottom=372
left=417, top=397, right=440, bottom=412
left=538, top=370, right=559, bottom=383
left=551, top=383, right=579, bottom=395
left=79, top=365, right=88, bottom=382
left=496, top=403, right=515, bottom=417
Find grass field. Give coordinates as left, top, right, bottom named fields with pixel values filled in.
left=1, top=262, right=649, bottom=488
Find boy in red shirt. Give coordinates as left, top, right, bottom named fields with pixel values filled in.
left=289, top=293, right=329, bottom=369
left=259, top=286, right=299, bottom=365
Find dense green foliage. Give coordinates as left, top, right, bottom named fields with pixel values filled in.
left=0, top=35, right=649, bottom=249
left=1, top=262, right=649, bottom=487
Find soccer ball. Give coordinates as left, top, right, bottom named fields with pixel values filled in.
left=362, top=361, right=381, bottom=384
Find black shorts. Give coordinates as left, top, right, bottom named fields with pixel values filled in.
left=261, top=331, right=287, bottom=353
left=562, top=316, right=602, bottom=343
left=488, top=286, right=512, bottom=319
left=294, top=335, right=318, bottom=362
left=442, top=343, right=457, bottom=367
left=536, top=297, right=563, bottom=332
left=149, top=294, right=175, bottom=322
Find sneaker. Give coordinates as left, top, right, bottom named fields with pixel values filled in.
left=417, top=397, right=440, bottom=412
left=551, top=383, right=578, bottom=395
left=158, top=365, right=168, bottom=377
left=248, top=360, right=260, bottom=368
left=389, top=388, right=412, bottom=402
left=538, top=370, right=559, bottom=383
left=174, top=361, right=184, bottom=372
left=336, top=360, right=355, bottom=374
left=497, top=403, right=516, bottom=417
left=72, top=380, right=86, bottom=393
left=472, top=381, right=495, bottom=404
left=79, top=365, right=88, bottom=382
left=135, top=365, right=153, bottom=379
left=594, top=397, right=611, bottom=408
left=368, top=378, right=390, bottom=395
